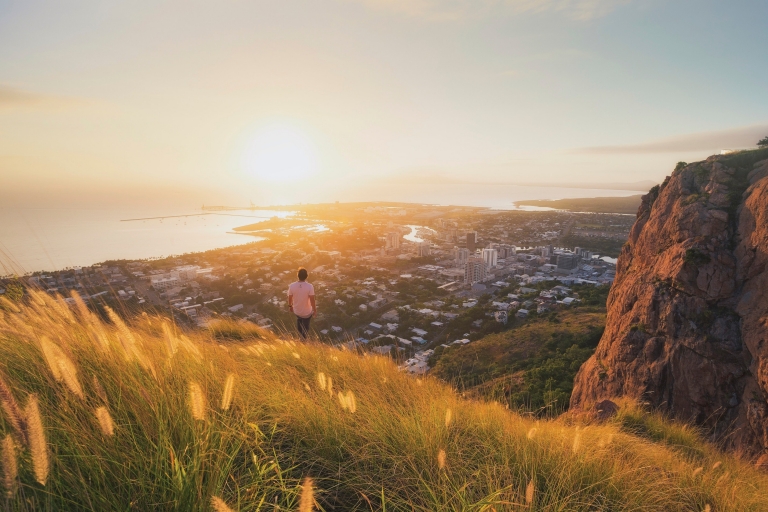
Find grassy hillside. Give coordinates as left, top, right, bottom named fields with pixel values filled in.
left=431, top=309, right=606, bottom=414
left=0, top=291, right=767, bottom=510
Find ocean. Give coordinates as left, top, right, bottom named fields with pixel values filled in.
left=0, top=208, right=290, bottom=275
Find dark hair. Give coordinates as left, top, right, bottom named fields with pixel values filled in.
left=297, top=267, right=308, bottom=281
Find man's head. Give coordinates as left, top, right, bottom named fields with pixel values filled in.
left=297, top=267, right=308, bottom=281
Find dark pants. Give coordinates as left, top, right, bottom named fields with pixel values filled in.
left=296, top=315, right=312, bottom=339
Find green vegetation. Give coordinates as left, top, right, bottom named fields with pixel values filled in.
left=1, top=280, right=24, bottom=303
left=432, top=309, right=605, bottom=414
left=684, top=248, right=712, bottom=266
left=559, top=235, right=625, bottom=257
left=692, top=165, right=711, bottom=182
left=432, top=285, right=612, bottom=414
left=1, top=290, right=767, bottom=510
left=515, top=195, right=643, bottom=214
left=758, top=136, right=768, bottom=148
left=675, top=162, right=688, bottom=172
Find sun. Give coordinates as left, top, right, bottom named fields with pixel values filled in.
left=241, top=124, right=318, bottom=183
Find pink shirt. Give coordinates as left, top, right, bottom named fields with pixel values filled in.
left=288, top=281, right=315, bottom=318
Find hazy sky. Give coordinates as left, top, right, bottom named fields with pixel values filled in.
left=1, top=0, right=767, bottom=207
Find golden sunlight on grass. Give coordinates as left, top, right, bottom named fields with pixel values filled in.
left=0, top=289, right=765, bottom=510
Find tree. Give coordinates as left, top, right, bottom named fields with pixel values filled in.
left=758, top=136, right=768, bottom=148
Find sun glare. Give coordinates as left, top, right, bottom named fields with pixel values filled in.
left=241, top=125, right=318, bottom=183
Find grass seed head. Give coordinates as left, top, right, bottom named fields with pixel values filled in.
left=24, top=395, right=49, bottom=486
left=189, top=382, right=206, bottom=421
left=445, top=408, right=452, bottom=428
left=300, top=476, right=314, bottom=512
left=161, top=321, right=178, bottom=357
left=437, top=449, right=446, bottom=470
left=56, top=354, right=84, bottom=399
left=317, top=372, right=326, bottom=391
left=692, top=466, right=703, bottom=477
left=69, top=290, right=90, bottom=320
left=40, top=337, right=63, bottom=381
left=0, top=373, right=27, bottom=445
left=221, top=373, right=235, bottom=411
left=95, top=406, right=115, bottom=436
left=346, top=391, right=357, bottom=413
left=92, top=375, right=108, bottom=404
left=526, top=479, right=535, bottom=505
left=527, top=427, right=537, bottom=440
left=211, top=496, right=236, bottom=512
left=2, top=435, right=17, bottom=496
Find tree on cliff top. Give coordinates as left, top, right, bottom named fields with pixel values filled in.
left=758, top=135, right=768, bottom=148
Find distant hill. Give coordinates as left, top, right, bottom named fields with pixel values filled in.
left=515, top=194, right=644, bottom=214
left=516, top=180, right=658, bottom=192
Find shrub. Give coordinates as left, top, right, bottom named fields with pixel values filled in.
left=683, top=248, right=712, bottom=266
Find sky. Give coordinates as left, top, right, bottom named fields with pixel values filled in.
left=1, top=0, right=767, bottom=208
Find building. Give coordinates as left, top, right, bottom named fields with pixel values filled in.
left=482, top=248, right=498, bottom=269
left=464, top=256, right=487, bottom=284
left=454, top=247, right=469, bottom=267
left=171, top=265, right=200, bottom=281
left=415, top=242, right=431, bottom=257
left=381, top=309, right=399, bottom=322
left=466, top=231, right=477, bottom=252
left=557, top=253, right=578, bottom=271
left=150, top=276, right=180, bottom=291
left=385, top=232, right=401, bottom=250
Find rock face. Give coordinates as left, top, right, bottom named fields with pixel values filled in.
left=571, top=150, right=768, bottom=456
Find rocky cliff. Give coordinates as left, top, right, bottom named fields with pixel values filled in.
left=571, top=149, right=768, bottom=456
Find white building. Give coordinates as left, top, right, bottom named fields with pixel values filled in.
left=453, top=247, right=469, bottom=267
left=482, top=248, right=498, bottom=269
left=385, top=232, right=401, bottom=250
left=171, top=265, right=200, bottom=281
left=150, top=276, right=180, bottom=291
left=415, top=242, right=431, bottom=257
left=464, top=256, right=487, bottom=284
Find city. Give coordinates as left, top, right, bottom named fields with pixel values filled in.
left=1, top=202, right=629, bottom=380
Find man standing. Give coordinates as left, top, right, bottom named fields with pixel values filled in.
left=287, top=267, right=316, bottom=339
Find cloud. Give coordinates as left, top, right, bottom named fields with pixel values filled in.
left=0, top=85, right=81, bottom=110
left=345, top=0, right=632, bottom=21
left=571, top=124, right=768, bottom=154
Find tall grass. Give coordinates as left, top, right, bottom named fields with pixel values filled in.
left=0, top=290, right=766, bottom=510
